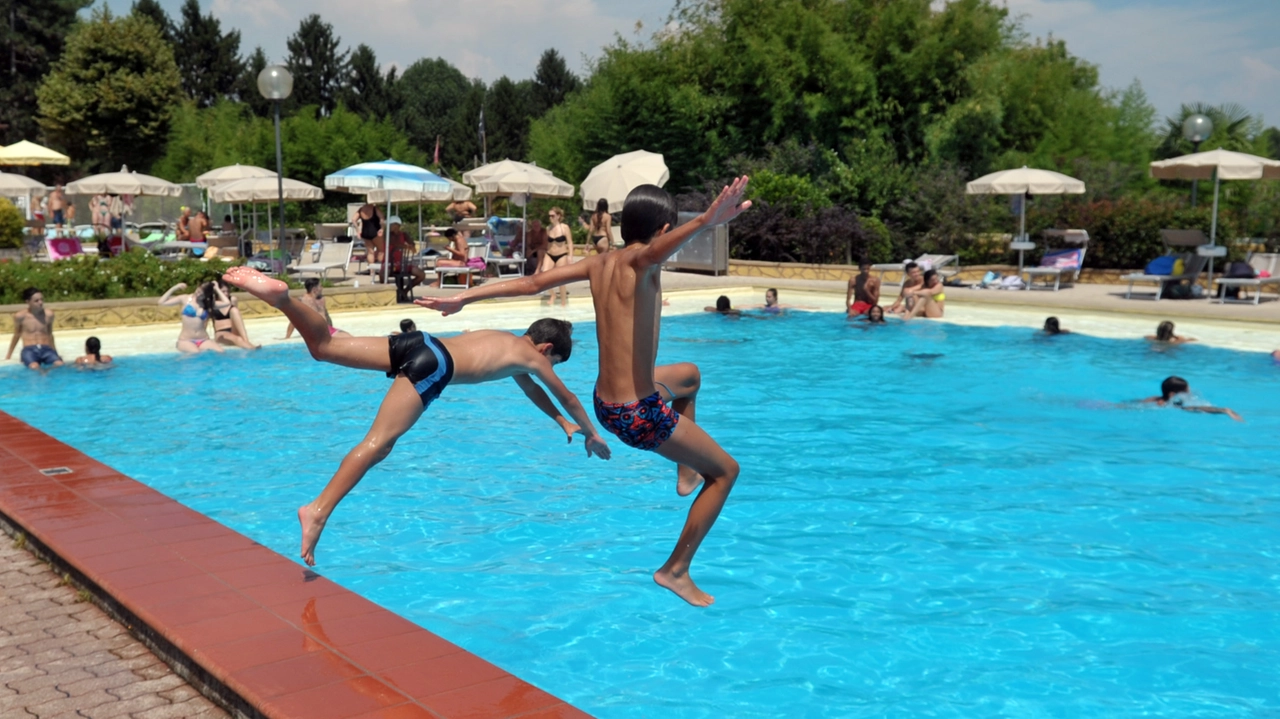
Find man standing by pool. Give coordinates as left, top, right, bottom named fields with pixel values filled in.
left=846, top=258, right=880, bottom=316
left=47, top=186, right=67, bottom=235
left=5, top=288, right=63, bottom=370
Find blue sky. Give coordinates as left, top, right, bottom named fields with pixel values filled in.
left=94, top=0, right=1280, bottom=129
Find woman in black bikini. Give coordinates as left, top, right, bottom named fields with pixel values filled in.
left=212, top=278, right=260, bottom=350
left=540, top=207, right=573, bottom=305
left=584, top=198, right=612, bottom=255
left=355, top=204, right=384, bottom=279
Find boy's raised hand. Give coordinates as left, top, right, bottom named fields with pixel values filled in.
left=415, top=295, right=465, bottom=316
left=703, top=176, right=752, bottom=227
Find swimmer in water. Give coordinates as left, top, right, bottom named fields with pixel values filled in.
left=1042, top=317, right=1069, bottom=335
left=222, top=266, right=610, bottom=567
left=1146, top=321, right=1194, bottom=344
left=74, top=336, right=113, bottom=369
left=1137, top=376, right=1242, bottom=421
left=704, top=295, right=741, bottom=316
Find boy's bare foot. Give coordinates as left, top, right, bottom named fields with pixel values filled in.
left=676, top=466, right=704, bottom=497
left=654, top=568, right=714, bottom=607
left=223, top=266, right=290, bottom=308
left=298, top=504, right=328, bottom=566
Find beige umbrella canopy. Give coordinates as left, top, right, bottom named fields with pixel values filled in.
left=474, top=168, right=573, bottom=198
left=581, top=150, right=669, bottom=212
left=195, top=164, right=277, bottom=189
left=0, top=140, right=71, bottom=166
left=462, top=159, right=552, bottom=186
left=0, top=172, right=48, bottom=198
left=967, top=166, right=1086, bottom=271
left=65, top=166, right=182, bottom=196
left=365, top=177, right=472, bottom=203
left=208, top=177, right=323, bottom=203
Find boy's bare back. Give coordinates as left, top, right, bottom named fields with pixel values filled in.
left=587, top=248, right=665, bottom=402
left=440, top=330, right=561, bottom=385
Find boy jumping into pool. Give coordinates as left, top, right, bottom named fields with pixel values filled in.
left=222, top=266, right=611, bottom=566
left=419, top=178, right=752, bottom=606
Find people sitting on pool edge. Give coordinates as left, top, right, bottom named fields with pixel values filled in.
left=1043, top=317, right=1069, bottom=335
left=846, top=258, right=881, bottom=316
left=75, top=337, right=113, bottom=369
left=221, top=266, right=611, bottom=568
left=160, top=281, right=228, bottom=354
left=704, top=296, right=741, bottom=316
left=6, top=287, right=63, bottom=370
left=1138, top=376, right=1242, bottom=421
left=212, top=278, right=260, bottom=350
left=1147, top=320, right=1195, bottom=344
left=285, top=279, right=351, bottom=340
left=886, top=262, right=923, bottom=314
left=902, top=269, right=945, bottom=320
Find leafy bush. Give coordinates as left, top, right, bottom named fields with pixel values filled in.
left=1028, top=198, right=1240, bottom=269
left=0, top=250, right=240, bottom=304
left=0, top=198, right=24, bottom=250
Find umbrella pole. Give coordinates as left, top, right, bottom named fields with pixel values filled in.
left=1018, top=195, right=1027, bottom=273
left=1208, top=171, right=1220, bottom=285
left=384, top=184, right=391, bottom=286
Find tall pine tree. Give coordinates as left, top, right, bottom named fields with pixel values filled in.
left=172, top=0, right=244, bottom=107
left=342, top=44, right=397, bottom=120
left=0, top=0, right=93, bottom=145
left=285, top=14, right=348, bottom=116
left=486, top=76, right=536, bottom=161
left=237, top=46, right=271, bottom=117
left=532, top=48, right=580, bottom=117
left=129, top=0, right=173, bottom=43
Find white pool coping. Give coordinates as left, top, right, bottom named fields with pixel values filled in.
left=10, top=286, right=1280, bottom=363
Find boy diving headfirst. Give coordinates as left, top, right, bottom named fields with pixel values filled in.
left=222, top=267, right=611, bottom=566
left=419, top=178, right=753, bottom=606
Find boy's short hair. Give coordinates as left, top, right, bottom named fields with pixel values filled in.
left=904, top=262, right=920, bottom=273
left=22, top=287, right=40, bottom=302
left=399, top=319, right=417, bottom=333
left=715, top=295, right=731, bottom=311
left=525, top=318, right=573, bottom=361
left=766, top=288, right=777, bottom=297
left=621, top=184, right=678, bottom=244
left=303, top=278, right=321, bottom=292
left=1161, top=375, right=1189, bottom=400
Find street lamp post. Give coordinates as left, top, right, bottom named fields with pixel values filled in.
left=257, top=65, right=293, bottom=272
left=1182, top=113, right=1213, bottom=208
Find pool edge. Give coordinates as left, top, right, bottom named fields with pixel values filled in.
left=0, top=410, right=592, bottom=719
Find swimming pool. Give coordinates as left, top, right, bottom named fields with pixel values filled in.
left=3, top=311, right=1278, bottom=717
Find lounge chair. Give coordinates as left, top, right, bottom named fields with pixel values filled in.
left=1022, top=246, right=1086, bottom=291
left=290, top=240, right=353, bottom=280
left=485, top=243, right=524, bottom=279
left=872, top=254, right=959, bottom=285
left=1123, top=230, right=1209, bottom=301
left=435, top=240, right=487, bottom=289
left=1213, top=252, right=1280, bottom=305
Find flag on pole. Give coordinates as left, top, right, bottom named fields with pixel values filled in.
left=433, top=135, right=441, bottom=166
left=478, top=107, right=485, bottom=143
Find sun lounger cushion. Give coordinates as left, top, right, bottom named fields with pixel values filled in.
left=1037, top=248, right=1083, bottom=269
left=1145, top=256, right=1175, bottom=275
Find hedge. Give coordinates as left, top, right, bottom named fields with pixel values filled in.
left=0, top=249, right=240, bottom=304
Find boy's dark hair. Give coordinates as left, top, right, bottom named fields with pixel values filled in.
left=22, top=287, right=40, bottom=301
left=304, top=278, right=321, bottom=293
left=715, top=295, right=731, bottom=311
left=1155, top=320, right=1175, bottom=342
left=1161, top=375, right=1189, bottom=400
left=621, top=184, right=677, bottom=244
left=525, top=318, right=573, bottom=361
left=399, top=318, right=416, bottom=333
left=904, top=262, right=919, bottom=273
left=1044, top=316, right=1061, bottom=334
left=859, top=257, right=871, bottom=269
left=766, top=287, right=778, bottom=297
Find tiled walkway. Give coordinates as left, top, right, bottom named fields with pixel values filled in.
left=0, top=536, right=229, bottom=719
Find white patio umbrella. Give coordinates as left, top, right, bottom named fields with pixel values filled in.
left=365, top=180, right=473, bottom=246
left=194, top=164, right=277, bottom=189
left=461, top=159, right=551, bottom=186
left=966, top=166, right=1085, bottom=271
left=1150, top=148, right=1280, bottom=281
left=209, top=177, right=322, bottom=261
left=0, top=172, right=47, bottom=197
left=64, top=166, right=182, bottom=197
left=0, top=140, right=71, bottom=166
left=474, top=168, right=574, bottom=273
left=580, top=150, right=669, bottom=212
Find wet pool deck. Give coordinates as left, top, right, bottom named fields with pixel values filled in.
left=2, top=269, right=1279, bottom=718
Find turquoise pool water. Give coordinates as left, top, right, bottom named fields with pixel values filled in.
left=3, top=312, right=1278, bottom=717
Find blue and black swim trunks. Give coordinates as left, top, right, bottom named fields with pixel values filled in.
left=387, top=331, right=454, bottom=407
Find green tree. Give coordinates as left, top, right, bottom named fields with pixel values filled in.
left=485, top=76, right=535, bottom=161
left=237, top=46, right=271, bottom=117
left=532, top=48, right=581, bottom=116
left=36, top=8, right=182, bottom=172
left=172, top=0, right=244, bottom=107
left=1156, top=102, right=1259, bottom=158
left=0, top=197, right=24, bottom=249
left=129, top=0, right=172, bottom=43
left=0, top=0, right=93, bottom=145
left=285, top=14, right=349, bottom=116
left=395, top=58, right=481, bottom=168
left=342, top=44, right=397, bottom=120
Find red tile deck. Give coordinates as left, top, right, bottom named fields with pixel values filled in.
left=0, top=411, right=592, bottom=719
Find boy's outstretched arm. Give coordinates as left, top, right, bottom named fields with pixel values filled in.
left=637, top=176, right=752, bottom=268
left=1182, top=405, right=1244, bottom=421
left=415, top=257, right=596, bottom=316
left=513, top=370, right=611, bottom=459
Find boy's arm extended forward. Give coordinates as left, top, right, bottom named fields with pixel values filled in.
left=415, top=258, right=596, bottom=316
left=513, top=371, right=611, bottom=460
left=635, top=176, right=752, bottom=268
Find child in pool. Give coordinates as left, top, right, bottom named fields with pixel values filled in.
left=1138, top=376, right=1242, bottom=421
left=74, top=337, right=113, bottom=369
left=222, top=266, right=611, bottom=567
left=1146, top=320, right=1194, bottom=344
left=419, top=178, right=752, bottom=607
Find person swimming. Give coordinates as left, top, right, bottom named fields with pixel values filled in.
left=1146, top=320, right=1195, bottom=344
left=74, top=336, right=113, bottom=369
left=1136, top=376, right=1242, bottom=421
left=704, top=295, right=741, bottom=316
left=1043, top=317, right=1069, bottom=335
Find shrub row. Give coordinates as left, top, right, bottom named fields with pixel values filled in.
left=0, top=250, right=240, bottom=304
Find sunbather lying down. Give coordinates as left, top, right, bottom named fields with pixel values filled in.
left=222, top=266, right=611, bottom=566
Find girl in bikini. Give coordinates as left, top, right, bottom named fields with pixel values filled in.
left=211, top=278, right=260, bottom=350
left=903, top=269, right=946, bottom=320
left=159, top=281, right=226, bottom=354
left=584, top=198, right=612, bottom=255
left=540, top=207, right=573, bottom=305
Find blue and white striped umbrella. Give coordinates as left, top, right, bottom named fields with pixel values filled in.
left=324, top=159, right=450, bottom=194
